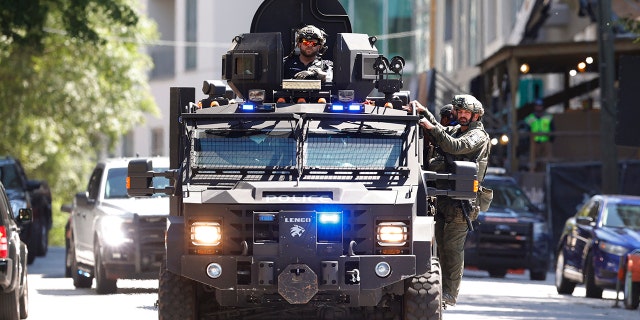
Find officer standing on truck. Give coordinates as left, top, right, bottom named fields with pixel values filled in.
left=408, top=94, right=490, bottom=307
left=283, top=25, right=333, bottom=82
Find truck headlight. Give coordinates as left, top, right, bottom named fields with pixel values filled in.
left=377, top=222, right=408, bottom=246
left=191, top=221, right=222, bottom=246
left=101, top=216, right=130, bottom=246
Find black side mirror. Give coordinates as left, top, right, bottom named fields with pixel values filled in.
left=576, top=216, right=595, bottom=226
left=18, top=208, right=33, bottom=224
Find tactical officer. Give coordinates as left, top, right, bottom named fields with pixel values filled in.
left=283, top=25, right=333, bottom=82
left=439, top=104, right=457, bottom=126
left=409, top=94, right=490, bottom=307
left=524, top=99, right=554, bottom=172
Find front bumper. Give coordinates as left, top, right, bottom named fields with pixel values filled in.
left=100, top=215, right=166, bottom=280
left=465, top=221, right=549, bottom=272
left=180, top=252, right=425, bottom=307
left=167, top=212, right=434, bottom=307
left=0, top=258, right=15, bottom=291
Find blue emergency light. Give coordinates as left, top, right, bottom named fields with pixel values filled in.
left=327, top=103, right=364, bottom=113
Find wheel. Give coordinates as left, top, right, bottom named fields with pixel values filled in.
left=65, top=237, right=72, bottom=278
left=530, top=269, right=547, bottom=281
left=70, top=236, right=93, bottom=289
left=403, top=257, right=442, bottom=320
left=19, top=272, right=29, bottom=319
left=94, top=242, right=117, bottom=294
left=36, top=219, right=49, bottom=257
left=27, top=249, right=36, bottom=265
left=584, top=253, right=603, bottom=298
left=26, top=223, right=38, bottom=264
left=158, top=262, right=199, bottom=320
left=0, top=283, right=20, bottom=319
left=624, top=268, right=640, bottom=310
left=555, top=250, right=576, bottom=294
left=488, top=268, right=507, bottom=278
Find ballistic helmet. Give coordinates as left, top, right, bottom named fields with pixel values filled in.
left=296, top=25, right=327, bottom=46
left=452, top=94, right=484, bottom=117
left=440, top=104, right=454, bottom=117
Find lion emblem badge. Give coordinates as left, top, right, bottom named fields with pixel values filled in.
left=290, top=224, right=305, bottom=237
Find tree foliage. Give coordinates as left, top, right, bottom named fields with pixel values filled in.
left=0, top=0, right=158, bottom=202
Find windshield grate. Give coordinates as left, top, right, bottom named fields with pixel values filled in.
left=304, top=133, right=403, bottom=168
left=191, top=129, right=296, bottom=169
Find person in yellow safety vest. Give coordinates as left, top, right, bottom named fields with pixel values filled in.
left=524, top=99, right=554, bottom=172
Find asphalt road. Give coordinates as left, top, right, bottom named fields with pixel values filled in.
left=25, top=247, right=640, bottom=320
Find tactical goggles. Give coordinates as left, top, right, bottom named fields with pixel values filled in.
left=300, top=39, right=320, bottom=47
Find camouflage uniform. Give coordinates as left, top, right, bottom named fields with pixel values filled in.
left=421, top=95, right=490, bottom=304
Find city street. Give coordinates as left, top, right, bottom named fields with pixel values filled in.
left=25, top=247, right=640, bottom=320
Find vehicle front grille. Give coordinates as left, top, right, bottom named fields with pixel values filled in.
left=215, top=208, right=377, bottom=256
left=475, top=221, right=532, bottom=258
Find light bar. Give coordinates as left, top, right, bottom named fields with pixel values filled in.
left=318, top=212, right=341, bottom=224
left=327, top=103, right=365, bottom=113
left=240, top=103, right=256, bottom=112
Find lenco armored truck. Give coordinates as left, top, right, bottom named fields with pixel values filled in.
left=127, top=1, right=478, bottom=319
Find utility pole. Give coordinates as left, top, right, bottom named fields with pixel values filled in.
left=597, top=0, right=619, bottom=193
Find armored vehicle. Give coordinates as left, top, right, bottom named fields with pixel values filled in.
left=127, top=1, right=478, bottom=319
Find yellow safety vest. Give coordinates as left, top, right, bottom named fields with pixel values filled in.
left=525, top=114, right=553, bottom=143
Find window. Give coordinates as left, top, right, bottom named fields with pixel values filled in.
left=121, top=131, right=134, bottom=157
left=87, top=168, right=104, bottom=200
left=151, top=127, right=164, bottom=156
left=185, top=0, right=197, bottom=70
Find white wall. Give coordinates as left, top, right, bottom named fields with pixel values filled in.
left=123, top=0, right=263, bottom=157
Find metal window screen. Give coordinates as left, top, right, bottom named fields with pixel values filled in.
left=191, top=129, right=296, bottom=168
left=304, top=133, right=402, bottom=168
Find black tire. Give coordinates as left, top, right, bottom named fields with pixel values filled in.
left=158, top=262, right=198, bottom=320
left=530, top=270, right=547, bottom=281
left=94, top=242, right=117, bottom=294
left=488, top=268, right=507, bottom=278
left=624, top=268, right=640, bottom=310
left=0, top=283, right=20, bottom=320
left=65, top=237, right=72, bottom=278
left=19, top=273, right=29, bottom=319
left=27, top=249, right=36, bottom=265
left=36, top=219, right=49, bottom=257
left=26, top=222, right=38, bottom=265
left=584, top=253, right=603, bottom=299
left=403, top=257, right=442, bottom=320
left=71, top=237, right=93, bottom=289
left=555, top=250, right=576, bottom=294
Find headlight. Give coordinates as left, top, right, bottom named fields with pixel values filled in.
left=599, top=240, right=629, bottom=256
left=191, top=221, right=222, bottom=246
left=100, top=216, right=130, bottom=246
left=377, top=222, right=408, bottom=246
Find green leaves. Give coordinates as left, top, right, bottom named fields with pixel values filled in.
left=0, top=0, right=158, bottom=202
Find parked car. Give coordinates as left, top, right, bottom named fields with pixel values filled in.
left=64, top=157, right=170, bottom=294
left=0, top=156, right=52, bottom=264
left=464, top=169, right=550, bottom=280
left=0, top=181, right=32, bottom=319
left=555, top=194, right=640, bottom=309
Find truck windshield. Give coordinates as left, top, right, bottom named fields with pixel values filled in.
left=304, top=132, right=402, bottom=168
left=192, top=128, right=296, bottom=168
left=105, top=167, right=170, bottom=199
left=0, top=165, right=21, bottom=190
